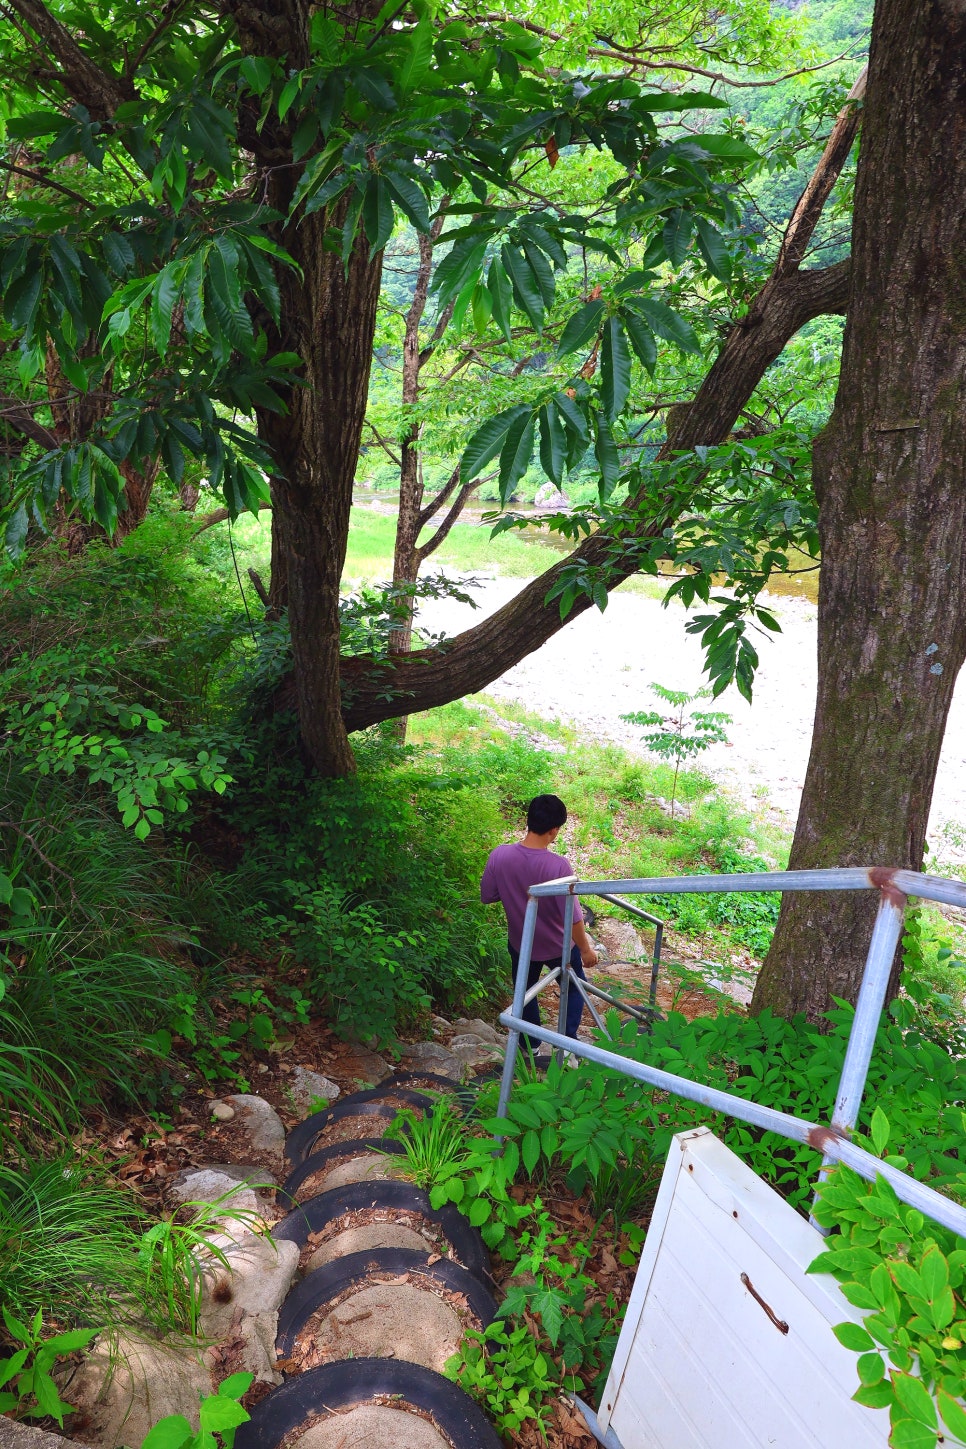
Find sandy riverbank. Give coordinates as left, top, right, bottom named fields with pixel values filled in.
left=416, top=577, right=966, bottom=855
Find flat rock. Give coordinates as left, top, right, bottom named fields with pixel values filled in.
left=199, top=1228, right=300, bottom=1384
left=201, top=1228, right=299, bottom=1323
left=288, top=1068, right=340, bottom=1112
left=448, top=1041, right=501, bottom=1066
left=306, top=1283, right=465, bottom=1372
left=0, top=1422, right=88, bottom=1449
left=168, top=1166, right=276, bottom=1216
left=452, top=1017, right=503, bottom=1044
left=304, top=1222, right=429, bottom=1271
left=292, top=1405, right=451, bottom=1449
left=341, top=1045, right=392, bottom=1086
left=399, top=1041, right=464, bottom=1078
left=596, top=919, right=648, bottom=963
left=221, top=1095, right=286, bottom=1155
left=63, top=1333, right=211, bottom=1449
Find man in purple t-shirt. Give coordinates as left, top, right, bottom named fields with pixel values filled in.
left=480, top=793, right=598, bottom=1052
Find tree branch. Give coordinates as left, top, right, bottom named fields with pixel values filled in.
left=416, top=474, right=484, bottom=562
left=0, top=396, right=58, bottom=450
left=0, top=159, right=94, bottom=208
left=5, top=0, right=134, bottom=118
left=190, top=499, right=271, bottom=537
left=776, top=67, right=867, bottom=275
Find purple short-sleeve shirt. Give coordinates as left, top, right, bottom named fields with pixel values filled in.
left=480, top=842, right=583, bottom=958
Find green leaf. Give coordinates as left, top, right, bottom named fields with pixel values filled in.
left=853, top=1381, right=895, bottom=1410
left=888, top=1417, right=939, bottom=1449
left=663, top=209, right=692, bottom=267
left=200, top=1395, right=249, bottom=1433
left=32, top=1371, right=69, bottom=1423
left=621, top=311, right=657, bottom=374
left=691, top=133, right=758, bottom=161
left=398, top=15, right=433, bottom=94
left=141, top=1416, right=195, bottom=1449
left=501, top=244, right=544, bottom=331
left=383, top=172, right=431, bottom=233
left=498, top=411, right=536, bottom=502
left=694, top=217, right=730, bottom=280
left=487, top=257, right=513, bottom=343
left=891, top=1373, right=937, bottom=1429
left=601, top=315, right=631, bottom=419
left=632, top=297, right=700, bottom=354
left=460, top=406, right=529, bottom=483
left=557, top=298, right=604, bottom=357
left=834, top=1322, right=875, bottom=1353
left=937, top=1389, right=966, bottom=1441
left=636, top=91, right=728, bottom=112
left=594, top=414, right=619, bottom=499
left=857, top=1352, right=886, bottom=1386
left=218, top=1373, right=255, bottom=1401
left=870, top=1106, right=891, bottom=1155
left=150, top=261, right=183, bottom=356
left=468, top=1197, right=490, bottom=1227
left=362, top=176, right=395, bottom=256
left=919, top=1247, right=950, bottom=1304
left=521, top=1129, right=540, bottom=1174
left=538, top=403, right=566, bottom=487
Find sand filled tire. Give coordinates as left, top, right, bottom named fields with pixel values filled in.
left=276, top=1247, right=497, bottom=1364
left=278, top=1138, right=406, bottom=1207
left=272, top=1179, right=490, bottom=1283
left=284, top=1098, right=419, bottom=1166
left=235, top=1358, right=502, bottom=1449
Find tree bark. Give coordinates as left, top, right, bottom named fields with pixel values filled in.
left=227, top=0, right=384, bottom=775
left=752, top=0, right=966, bottom=1021
left=257, top=203, right=383, bottom=775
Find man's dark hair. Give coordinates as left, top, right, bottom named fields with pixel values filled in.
left=527, top=794, right=568, bottom=834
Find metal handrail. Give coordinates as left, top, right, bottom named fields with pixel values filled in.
left=595, top=892, right=665, bottom=1007
left=496, top=865, right=966, bottom=1239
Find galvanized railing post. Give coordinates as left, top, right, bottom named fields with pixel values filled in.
left=830, top=881, right=908, bottom=1135
left=555, top=890, right=576, bottom=1067
left=650, top=921, right=663, bottom=1008
left=810, top=879, right=908, bottom=1224
left=497, top=893, right=539, bottom=1121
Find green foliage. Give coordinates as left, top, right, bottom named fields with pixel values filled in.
left=138, top=1198, right=261, bottom=1338
left=622, top=682, right=731, bottom=817
left=447, top=1318, right=559, bottom=1437
left=0, top=1308, right=96, bottom=1425
left=0, top=1155, right=209, bottom=1333
left=811, top=1154, right=966, bottom=1449
left=387, top=1096, right=472, bottom=1192
left=0, top=0, right=759, bottom=551
left=140, top=1373, right=253, bottom=1449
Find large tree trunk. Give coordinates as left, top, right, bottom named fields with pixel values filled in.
left=258, top=203, right=383, bottom=776
left=228, top=0, right=384, bottom=777
left=752, top=0, right=966, bottom=1021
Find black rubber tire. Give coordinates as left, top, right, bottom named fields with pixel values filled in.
left=285, top=1097, right=421, bottom=1166
left=276, top=1247, right=497, bottom=1357
left=272, top=1179, right=491, bottom=1284
left=278, top=1138, right=406, bottom=1208
left=235, top=1358, right=502, bottom=1449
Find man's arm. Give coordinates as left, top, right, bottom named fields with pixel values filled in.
left=571, top=917, right=598, bottom=968
left=480, top=852, right=500, bottom=904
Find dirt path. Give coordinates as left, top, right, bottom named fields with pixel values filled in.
left=417, top=577, right=966, bottom=854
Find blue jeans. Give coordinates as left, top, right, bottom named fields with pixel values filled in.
left=508, top=943, right=586, bottom=1051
